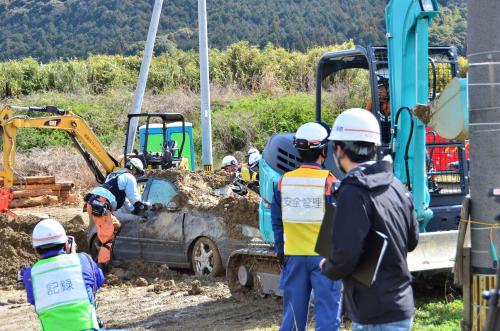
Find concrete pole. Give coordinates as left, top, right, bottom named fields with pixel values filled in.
left=467, top=0, right=500, bottom=329
left=126, top=0, right=164, bottom=154
left=198, top=0, right=213, bottom=171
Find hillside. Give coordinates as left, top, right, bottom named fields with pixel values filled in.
left=0, top=0, right=466, bottom=61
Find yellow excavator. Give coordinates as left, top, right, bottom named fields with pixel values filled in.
left=0, top=105, right=189, bottom=215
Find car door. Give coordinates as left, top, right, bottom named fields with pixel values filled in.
left=138, top=178, right=187, bottom=267
left=112, top=178, right=147, bottom=261
left=112, top=209, right=141, bottom=261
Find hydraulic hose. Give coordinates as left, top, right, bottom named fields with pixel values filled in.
left=428, top=56, right=437, bottom=101
left=426, top=130, right=437, bottom=170
left=392, top=106, right=414, bottom=191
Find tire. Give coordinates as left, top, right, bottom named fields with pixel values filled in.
left=191, top=237, right=223, bottom=277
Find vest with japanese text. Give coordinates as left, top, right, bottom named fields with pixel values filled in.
left=280, top=167, right=332, bottom=255
left=31, top=254, right=99, bottom=331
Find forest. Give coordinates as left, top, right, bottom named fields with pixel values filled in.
left=0, top=0, right=467, bottom=61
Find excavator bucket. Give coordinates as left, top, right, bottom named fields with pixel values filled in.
left=407, top=230, right=459, bottom=272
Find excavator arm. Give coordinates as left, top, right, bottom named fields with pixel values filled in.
left=0, top=105, right=121, bottom=188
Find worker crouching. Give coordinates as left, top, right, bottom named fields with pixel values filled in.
left=271, top=122, right=342, bottom=331
left=85, top=158, right=150, bottom=266
left=20, top=219, right=105, bottom=331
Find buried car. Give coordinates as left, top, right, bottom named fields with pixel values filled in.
left=87, top=176, right=260, bottom=276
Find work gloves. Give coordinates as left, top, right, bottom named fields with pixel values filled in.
left=230, top=180, right=248, bottom=196
left=133, top=201, right=151, bottom=215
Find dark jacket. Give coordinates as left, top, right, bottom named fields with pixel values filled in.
left=324, top=158, right=418, bottom=324
left=101, top=170, right=128, bottom=209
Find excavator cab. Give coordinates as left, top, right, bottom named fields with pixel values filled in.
left=313, top=45, right=469, bottom=272
left=315, top=45, right=468, bottom=232
left=123, top=113, right=192, bottom=171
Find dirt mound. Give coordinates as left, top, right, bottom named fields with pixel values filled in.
left=105, top=261, right=214, bottom=297
left=0, top=213, right=88, bottom=288
left=105, top=262, right=179, bottom=286
left=150, top=168, right=234, bottom=190
left=148, top=169, right=260, bottom=230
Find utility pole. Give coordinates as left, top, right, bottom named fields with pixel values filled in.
left=126, top=0, right=164, bottom=154
left=198, top=0, right=213, bottom=171
left=467, top=0, right=500, bottom=329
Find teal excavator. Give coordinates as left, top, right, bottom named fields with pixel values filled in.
left=227, top=0, right=469, bottom=297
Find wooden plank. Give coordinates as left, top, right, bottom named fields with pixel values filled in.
left=55, top=182, right=74, bottom=189
left=12, top=189, right=54, bottom=199
left=14, top=183, right=73, bottom=191
left=0, top=176, right=56, bottom=186
left=59, top=190, right=71, bottom=197
left=9, top=195, right=59, bottom=208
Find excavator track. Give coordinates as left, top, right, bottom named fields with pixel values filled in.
left=226, top=245, right=282, bottom=298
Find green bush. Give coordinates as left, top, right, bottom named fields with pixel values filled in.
left=6, top=92, right=132, bottom=150
left=3, top=91, right=350, bottom=164
left=211, top=93, right=344, bottom=154
left=0, top=40, right=357, bottom=98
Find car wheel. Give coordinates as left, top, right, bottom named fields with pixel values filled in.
left=90, top=235, right=102, bottom=261
left=191, top=237, right=223, bottom=277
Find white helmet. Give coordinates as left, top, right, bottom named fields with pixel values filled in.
left=248, top=152, right=261, bottom=169
left=294, top=122, right=329, bottom=150
left=126, top=157, right=145, bottom=175
left=32, top=219, right=68, bottom=248
left=328, top=108, right=381, bottom=146
left=221, top=155, right=238, bottom=168
left=247, top=147, right=259, bottom=157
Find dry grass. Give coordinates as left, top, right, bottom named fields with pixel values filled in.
left=140, top=84, right=252, bottom=122
left=13, top=147, right=114, bottom=195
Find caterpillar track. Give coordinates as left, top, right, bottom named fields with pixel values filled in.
left=226, top=245, right=282, bottom=298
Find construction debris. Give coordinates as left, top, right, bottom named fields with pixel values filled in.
left=2, top=176, right=75, bottom=208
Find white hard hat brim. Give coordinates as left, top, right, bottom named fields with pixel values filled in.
left=328, top=108, right=381, bottom=145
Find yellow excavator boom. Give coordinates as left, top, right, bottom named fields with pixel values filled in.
left=0, top=105, right=121, bottom=188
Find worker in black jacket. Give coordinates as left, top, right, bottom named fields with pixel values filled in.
left=321, top=108, right=419, bottom=331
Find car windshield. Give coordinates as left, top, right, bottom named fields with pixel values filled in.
left=146, top=178, right=177, bottom=205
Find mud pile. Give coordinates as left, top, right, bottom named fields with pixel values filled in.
left=148, top=169, right=260, bottom=229
left=106, top=262, right=215, bottom=296
left=105, top=262, right=179, bottom=286
left=0, top=214, right=88, bottom=288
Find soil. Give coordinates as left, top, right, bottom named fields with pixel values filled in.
left=0, top=207, right=88, bottom=289
left=0, top=205, right=456, bottom=331
left=0, top=168, right=260, bottom=288
left=0, top=279, right=283, bottom=331
left=149, top=169, right=260, bottom=230
left=0, top=205, right=282, bottom=330
left=149, top=168, right=234, bottom=190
